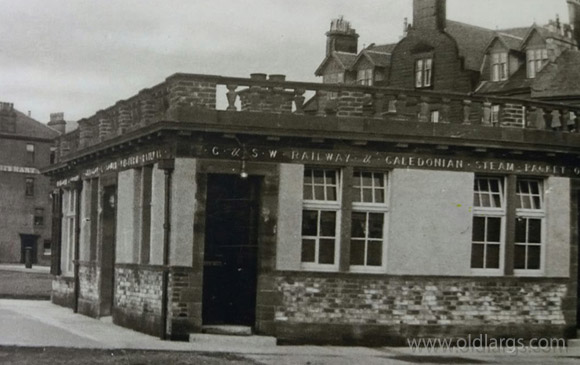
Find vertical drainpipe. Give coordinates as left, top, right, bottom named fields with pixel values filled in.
left=159, top=158, right=174, bottom=340
left=73, top=181, right=83, bottom=313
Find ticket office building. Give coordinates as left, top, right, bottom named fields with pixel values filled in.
left=48, top=121, right=579, bottom=345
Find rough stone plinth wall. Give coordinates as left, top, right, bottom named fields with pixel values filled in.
left=275, top=274, right=567, bottom=326
left=79, top=262, right=99, bottom=302
left=336, top=91, right=365, bottom=117
left=502, top=103, right=526, bottom=127
left=51, top=276, right=74, bottom=309
left=168, top=79, right=216, bottom=110
left=239, top=88, right=294, bottom=113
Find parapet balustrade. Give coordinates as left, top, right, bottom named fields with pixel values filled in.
left=55, top=72, right=580, bottom=160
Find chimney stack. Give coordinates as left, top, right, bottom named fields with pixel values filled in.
left=325, top=17, right=359, bottom=56
left=48, top=112, right=67, bottom=134
left=567, top=0, right=580, bottom=47
left=0, top=102, right=16, bottom=133
left=413, top=0, right=447, bottom=32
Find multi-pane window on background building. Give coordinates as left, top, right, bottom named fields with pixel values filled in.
left=527, top=48, right=548, bottom=78
left=357, top=69, right=373, bottom=86
left=491, top=52, right=508, bottom=81
left=26, top=144, right=35, bottom=164
left=471, top=177, right=505, bottom=271
left=301, top=169, right=340, bottom=268
left=62, top=189, right=78, bottom=274
left=25, top=177, right=35, bottom=197
left=350, top=171, right=388, bottom=269
left=34, top=207, right=44, bottom=226
left=514, top=179, right=544, bottom=271
left=415, top=58, right=433, bottom=88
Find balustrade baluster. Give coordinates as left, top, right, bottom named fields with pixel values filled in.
left=418, top=96, right=430, bottom=123
left=551, top=110, right=562, bottom=131
left=373, top=92, right=385, bottom=119
left=226, top=84, right=238, bottom=111
left=293, top=89, right=305, bottom=115
left=462, top=100, right=472, bottom=125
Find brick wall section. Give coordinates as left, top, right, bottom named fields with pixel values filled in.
left=112, top=265, right=163, bottom=337
left=336, top=91, right=365, bottom=117
left=51, top=276, right=74, bottom=309
left=274, top=273, right=569, bottom=344
left=168, top=79, right=216, bottom=111
left=501, top=103, right=526, bottom=127
left=167, top=266, right=201, bottom=339
left=239, top=88, right=293, bottom=113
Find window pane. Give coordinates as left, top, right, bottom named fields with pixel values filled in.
left=351, top=212, right=366, bottom=238
left=528, top=219, right=542, bottom=243
left=487, top=217, right=501, bottom=242
left=471, top=244, right=484, bottom=268
left=352, top=187, right=361, bottom=203
left=361, top=172, right=372, bottom=187
left=486, top=244, right=500, bottom=269
left=326, top=186, right=337, bottom=201
left=530, top=182, right=539, bottom=195
left=303, top=185, right=313, bottom=200
left=320, top=211, right=336, bottom=236
left=301, top=239, right=315, bottom=263
left=368, top=213, right=384, bottom=239
left=319, top=239, right=335, bottom=264
left=367, top=241, right=382, bottom=266
left=518, top=181, right=529, bottom=194
left=374, top=189, right=385, bottom=204
left=527, top=245, right=541, bottom=270
left=492, top=194, right=501, bottom=208
left=472, top=217, right=485, bottom=242
left=515, top=218, right=526, bottom=243
left=350, top=240, right=365, bottom=265
left=532, top=196, right=541, bottom=210
left=314, top=186, right=325, bottom=200
left=325, top=170, right=337, bottom=186
left=514, top=245, right=526, bottom=269
left=489, top=179, right=499, bottom=193
left=480, top=194, right=491, bottom=207
left=373, top=174, right=384, bottom=187
left=362, top=188, right=373, bottom=203
left=302, top=210, right=318, bottom=236
left=473, top=193, right=481, bottom=207
left=313, top=170, right=324, bottom=184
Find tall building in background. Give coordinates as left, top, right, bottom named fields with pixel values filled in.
left=0, top=103, right=61, bottom=265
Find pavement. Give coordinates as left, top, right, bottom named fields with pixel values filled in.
left=1, top=299, right=580, bottom=364
left=0, top=264, right=50, bottom=274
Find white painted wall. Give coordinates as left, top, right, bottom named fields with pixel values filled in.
left=386, top=169, right=474, bottom=276
left=115, top=169, right=139, bottom=263
left=169, top=158, right=197, bottom=266
left=544, top=177, right=570, bottom=277
left=276, top=164, right=304, bottom=271
left=149, top=164, right=166, bottom=265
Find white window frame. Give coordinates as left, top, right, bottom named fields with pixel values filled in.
left=350, top=171, right=389, bottom=273
left=491, top=104, right=500, bottom=124
left=471, top=176, right=506, bottom=276
left=491, top=52, right=508, bottom=82
left=61, top=189, right=77, bottom=276
left=513, top=179, right=545, bottom=276
left=526, top=48, right=548, bottom=79
left=301, top=168, right=341, bottom=271
left=415, top=58, right=433, bottom=88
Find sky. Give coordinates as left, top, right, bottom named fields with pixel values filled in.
left=0, top=0, right=570, bottom=125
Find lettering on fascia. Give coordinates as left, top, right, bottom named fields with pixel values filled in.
left=290, top=151, right=352, bottom=163
left=385, top=156, right=464, bottom=169
left=0, top=165, right=41, bottom=174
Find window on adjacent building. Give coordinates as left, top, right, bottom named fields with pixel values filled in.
left=350, top=171, right=388, bottom=270
left=301, top=168, right=340, bottom=269
left=527, top=48, right=548, bottom=78
left=25, top=177, right=35, bottom=197
left=26, top=144, right=35, bottom=164
left=514, top=179, right=544, bottom=272
left=430, top=110, right=440, bottom=123
left=415, top=58, right=433, bottom=88
left=43, top=240, right=51, bottom=256
left=471, top=177, right=505, bottom=272
left=357, top=69, right=374, bottom=86
left=491, top=52, right=508, bottom=81
left=34, top=207, right=44, bottom=226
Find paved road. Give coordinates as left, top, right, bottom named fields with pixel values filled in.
left=1, top=300, right=579, bottom=364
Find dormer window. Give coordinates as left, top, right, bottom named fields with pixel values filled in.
left=415, top=58, right=432, bottom=88
left=526, top=49, right=548, bottom=78
left=357, top=69, right=374, bottom=86
left=491, top=52, right=508, bottom=82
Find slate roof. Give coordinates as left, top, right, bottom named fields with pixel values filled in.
left=5, top=109, right=60, bottom=140
left=532, top=49, right=580, bottom=98
left=444, top=20, right=498, bottom=71
left=366, top=43, right=398, bottom=53
left=475, top=66, right=532, bottom=95
left=354, top=50, right=391, bottom=68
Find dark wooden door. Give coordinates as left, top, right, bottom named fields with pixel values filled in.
left=20, top=234, right=38, bottom=264
left=202, top=174, right=260, bottom=326
left=100, top=185, right=117, bottom=316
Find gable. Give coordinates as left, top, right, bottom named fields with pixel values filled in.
left=525, top=29, right=546, bottom=48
